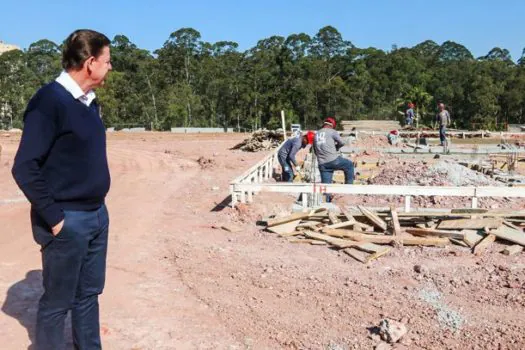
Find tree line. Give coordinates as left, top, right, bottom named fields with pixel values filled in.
left=1, top=26, right=525, bottom=131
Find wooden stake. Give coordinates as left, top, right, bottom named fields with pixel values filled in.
left=358, top=205, right=387, bottom=231
left=473, top=234, right=496, bottom=256
left=390, top=205, right=402, bottom=236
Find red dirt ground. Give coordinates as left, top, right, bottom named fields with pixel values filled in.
left=1, top=132, right=524, bottom=350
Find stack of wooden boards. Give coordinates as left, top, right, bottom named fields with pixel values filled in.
left=265, top=207, right=525, bottom=264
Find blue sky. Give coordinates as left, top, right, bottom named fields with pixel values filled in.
left=1, top=0, right=524, bottom=60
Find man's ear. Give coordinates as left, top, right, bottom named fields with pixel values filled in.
left=84, top=56, right=95, bottom=73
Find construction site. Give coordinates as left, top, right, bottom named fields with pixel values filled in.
left=1, top=120, right=525, bottom=349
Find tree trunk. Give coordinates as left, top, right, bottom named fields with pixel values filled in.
left=145, top=74, right=158, bottom=130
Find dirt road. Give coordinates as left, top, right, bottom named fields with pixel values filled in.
left=1, top=132, right=524, bottom=349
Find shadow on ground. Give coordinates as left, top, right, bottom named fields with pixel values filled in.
left=1, top=269, right=42, bottom=350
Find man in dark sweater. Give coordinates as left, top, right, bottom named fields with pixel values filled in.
left=12, top=29, right=112, bottom=350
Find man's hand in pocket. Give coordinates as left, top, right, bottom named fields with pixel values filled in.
left=51, top=220, right=64, bottom=236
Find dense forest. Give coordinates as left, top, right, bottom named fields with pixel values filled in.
left=1, top=26, right=525, bottom=131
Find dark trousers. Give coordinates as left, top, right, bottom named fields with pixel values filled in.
left=319, top=157, right=354, bottom=202
left=31, top=205, right=109, bottom=350
left=439, top=125, right=447, bottom=145
left=278, top=157, right=294, bottom=182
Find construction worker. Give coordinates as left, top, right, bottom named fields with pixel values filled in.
left=406, top=103, right=415, bottom=126
left=313, top=117, right=354, bottom=202
left=436, top=103, right=451, bottom=146
left=278, top=130, right=315, bottom=182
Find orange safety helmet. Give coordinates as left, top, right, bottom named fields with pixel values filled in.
left=324, top=117, right=336, bottom=128
left=305, top=130, right=315, bottom=144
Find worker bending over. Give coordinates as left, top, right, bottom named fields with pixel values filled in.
left=278, top=131, right=314, bottom=182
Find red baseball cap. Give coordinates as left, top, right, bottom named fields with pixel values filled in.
left=324, top=117, right=336, bottom=128
left=305, top=131, right=315, bottom=144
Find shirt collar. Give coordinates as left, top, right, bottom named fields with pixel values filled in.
left=55, top=71, right=96, bottom=106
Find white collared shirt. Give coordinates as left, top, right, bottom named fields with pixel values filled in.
left=55, top=71, right=96, bottom=107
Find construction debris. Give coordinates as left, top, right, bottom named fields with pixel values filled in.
left=231, top=129, right=284, bottom=152
left=264, top=206, right=525, bottom=263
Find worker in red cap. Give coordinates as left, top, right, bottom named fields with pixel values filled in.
left=406, top=103, right=415, bottom=126
left=313, top=117, right=354, bottom=202
left=277, top=130, right=315, bottom=182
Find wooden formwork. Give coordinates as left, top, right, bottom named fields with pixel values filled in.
left=230, top=145, right=525, bottom=210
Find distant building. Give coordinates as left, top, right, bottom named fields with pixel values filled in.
left=0, top=41, right=20, bottom=55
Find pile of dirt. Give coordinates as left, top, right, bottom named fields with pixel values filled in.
left=370, top=161, right=445, bottom=186
left=370, top=160, right=501, bottom=187
left=355, top=134, right=392, bottom=149
left=429, top=161, right=501, bottom=186
left=354, top=159, right=525, bottom=209
left=231, top=129, right=284, bottom=152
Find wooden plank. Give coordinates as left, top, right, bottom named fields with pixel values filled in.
left=385, top=210, right=525, bottom=218
left=354, top=242, right=389, bottom=253
left=358, top=205, right=387, bottom=231
left=267, top=219, right=301, bottom=234
left=296, top=221, right=321, bottom=230
left=437, top=218, right=502, bottom=230
left=354, top=222, right=375, bottom=232
left=328, top=212, right=341, bottom=224
left=506, top=218, right=525, bottom=223
left=406, top=228, right=465, bottom=240
left=425, top=220, right=437, bottom=229
left=390, top=205, right=402, bottom=236
left=324, top=229, right=449, bottom=247
left=450, top=238, right=470, bottom=247
left=288, top=238, right=327, bottom=245
left=342, top=210, right=356, bottom=222
left=451, top=208, right=488, bottom=214
left=343, top=248, right=368, bottom=263
left=322, top=220, right=357, bottom=231
left=303, top=231, right=380, bottom=252
left=462, top=229, right=485, bottom=248
left=503, top=221, right=525, bottom=232
left=502, top=245, right=523, bottom=256
left=324, top=229, right=395, bottom=244
left=267, top=212, right=310, bottom=227
left=473, top=234, right=496, bottom=255
left=492, top=225, right=525, bottom=246
left=303, top=231, right=356, bottom=248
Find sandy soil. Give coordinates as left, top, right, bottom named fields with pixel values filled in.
left=1, top=132, right=524, bottom=350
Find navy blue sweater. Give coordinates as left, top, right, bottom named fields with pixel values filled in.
left=12, top=82, right=111, bottom=228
